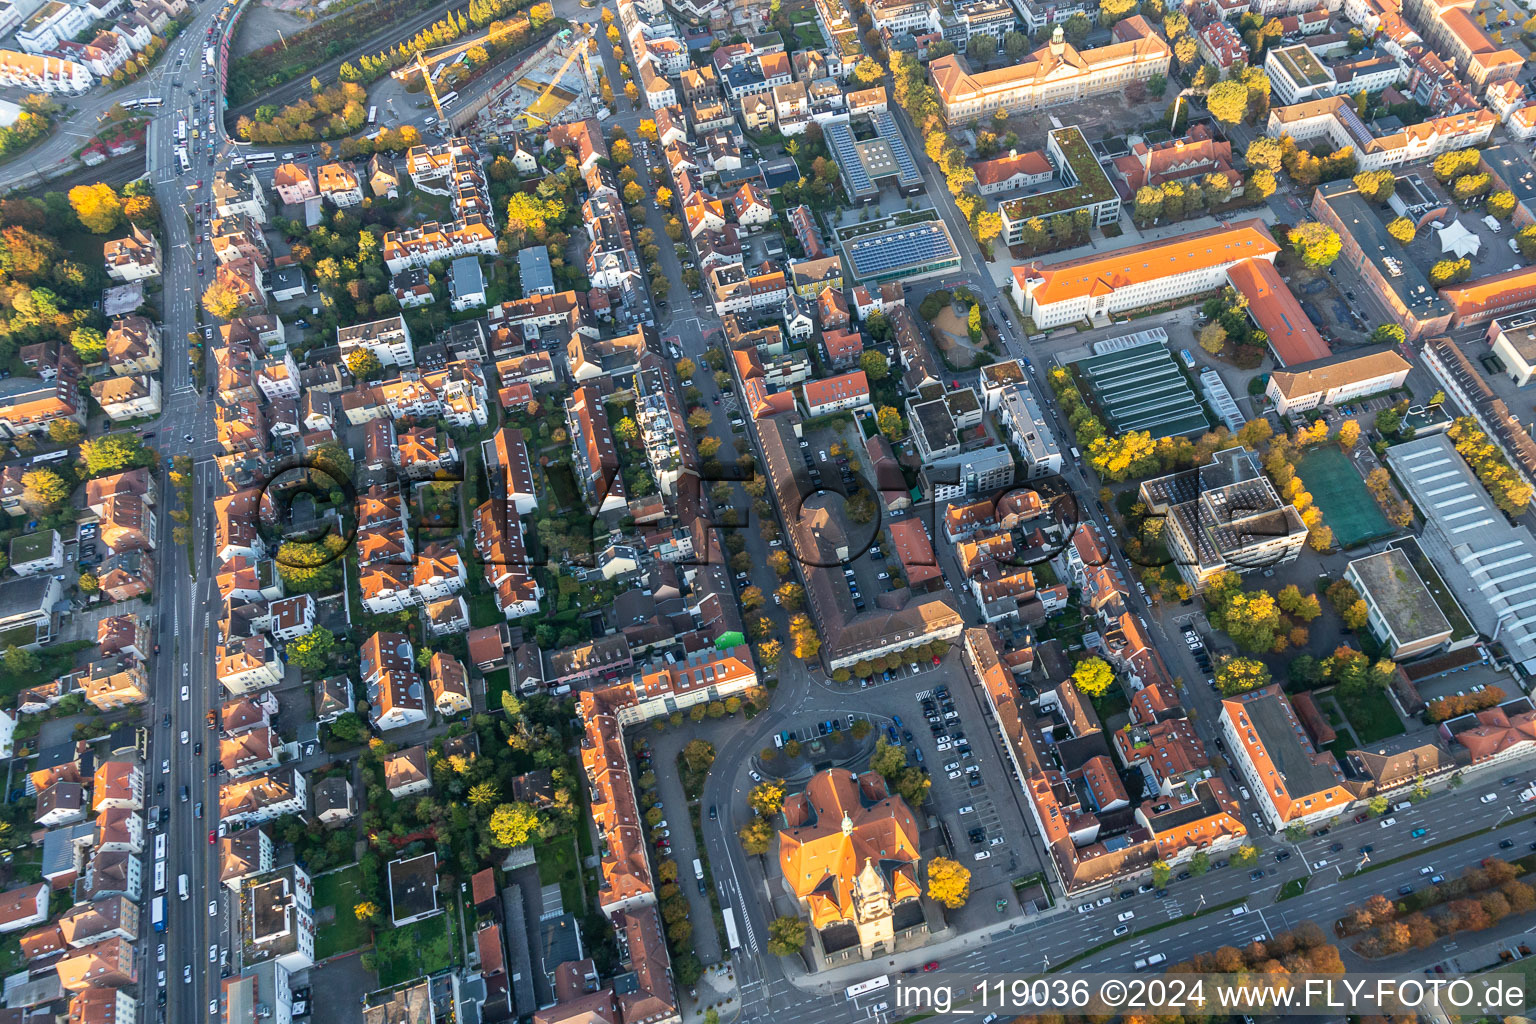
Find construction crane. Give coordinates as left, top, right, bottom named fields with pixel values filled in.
left=391, top=32, right=491, bottom=84
left=411, top=49, right=449, bottom=123
left=519, top=36, right=589, bottom=128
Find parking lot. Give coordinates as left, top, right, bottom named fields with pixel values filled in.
left=766, top=662, right=1047, bottom=920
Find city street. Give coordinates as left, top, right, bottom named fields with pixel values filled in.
left=140, top=7, right=242, bottom=1022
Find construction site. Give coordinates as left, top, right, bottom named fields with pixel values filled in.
left=368, top=24, right=601, bottom=136
left=464, top=27, right=604, bottom=136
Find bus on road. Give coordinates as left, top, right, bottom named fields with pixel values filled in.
left=245, top=152, right=276, bottom=165
left=177, top=147, right=191, bottom=174
left=151, top=895, right=166, bottom=932
left=845, top=977, right=891, bottom=1000
left=176, top=119, right=187, bottom=142
left=721, top=906, right=741, bottom=952
left=205, top=45, right=216, bottom=69
left=367, top=105, right=377, bottom=126
left=153, top=860, right=166, bottom=895
left=30, top=449, right=68, bottom=464
left=438, top=91, right=459, bottom=109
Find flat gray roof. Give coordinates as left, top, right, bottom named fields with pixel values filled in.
left=1347, top=547, right=1452, bottom=647
left=1388, top=433, right=1536, bottom=669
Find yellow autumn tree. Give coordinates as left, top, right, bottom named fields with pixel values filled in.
left=788, top=613, right=820, bottom=660
left=201, top=279, right=243, bottom=320
left=68, top=183, right=123, bottom=233
left=926, top=857, right=972, bottom=909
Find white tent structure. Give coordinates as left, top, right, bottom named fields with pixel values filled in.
left=1436, top=219, right=1481, bottom=259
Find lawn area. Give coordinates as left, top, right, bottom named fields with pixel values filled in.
left=313, top=865, right=372, bottom=960
left=789, top=12, right=824, bottom=48
left=1277, top=875, right=1310, bottom=901
left=1336, top=685, right=1405, bottom=744
left=374, top=907, right=457, bottom=986
left=1295, top=446, right=1394, bottom=549
left=1479, top=951, right=1536, bottom=1008
left=483, top=668, right=510, bottom=710
left=0, top=641, right=92, bottom=702
left=537, top=832, right=584, bottom=913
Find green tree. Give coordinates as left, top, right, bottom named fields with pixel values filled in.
left=876, top=406, right=904, bottom=438
left=201, top=279, right=243, bottom=320
left=1352, top=169, right=1396, bottom=203
left=1199, top=321, right=1227, bottom=355
left=859, top=350, right=889, bottom=380
left=767, top=915, right=807, bottom=956
left=1368, top=795, right=1390, bottom=816
left=286, top=627, right=335, bottom=673
left=47, top=419, right=83, bottom=445
left=1151, top=860, right=1171, bottom=887
left=1488, top=190, right=1517, bottom=220
left=852, top=56, right=885, bottom=84
left=77, top=433, right=148, bottom=478
left=1189, top=851, right=1211, bottom=876
left=870, top=738, right=908, bottom=779
left=1231, top=844, right=1258, bottom=867
left=2, top=646, right=39, bottom=675
left=738, top=815, right=773, bottom=854
left=1429, top=258, right=1471, bottom=286
left=328, top=712, right=368, bottom=744
left=69, top=326, right=106, bottom=363
left=748, top=779, right=786, bottom=816
left=1371, top=323, right=1406, bottom=346
left=1215, top=656, right=1271, bottom=695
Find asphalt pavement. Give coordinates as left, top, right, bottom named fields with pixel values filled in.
left=142, top=6, right=239, bottom=1022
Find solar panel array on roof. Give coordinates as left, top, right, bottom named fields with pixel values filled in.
left=1076, top=341, right=1210, bottom=437
left=873, top=111, right=921, bottom=186
left=824, top=120, right=873, bottom=198
left=844, top=221, right=958, bottom=278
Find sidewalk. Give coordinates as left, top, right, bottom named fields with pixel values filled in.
left=776, top=898, right=1076, bottom=995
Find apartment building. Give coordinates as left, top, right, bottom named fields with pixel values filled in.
left=1267, top=96, right=1495, bottom=171
left=1310, top=177, right=1456, bottom=340
left=0, top=48, right=92, bottom=91
left=337, top=315, right=414, bottom=368
left=1221, top=685, right=1354, bottom=829
left=103, top=225, right=161, bottom=282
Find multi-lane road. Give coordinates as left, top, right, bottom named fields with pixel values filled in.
left=139, top=6, right=237, bottom=1022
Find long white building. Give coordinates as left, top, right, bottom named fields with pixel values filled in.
left=1009, top=220, right=1280, bottom=329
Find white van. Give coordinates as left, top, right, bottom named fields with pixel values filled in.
left=178, top=874, right=190, bottom=901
